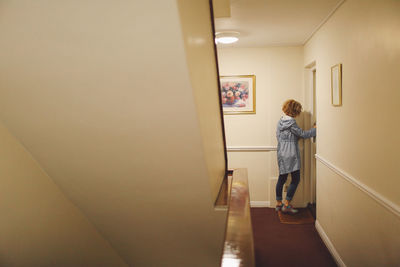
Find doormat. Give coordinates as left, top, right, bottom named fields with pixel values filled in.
left=278, top=208, right=315, bottom=224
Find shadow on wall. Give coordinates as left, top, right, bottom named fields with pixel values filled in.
left=297, top=111, right=313, bottom=150
left=301, top=111, right=313, bottom=130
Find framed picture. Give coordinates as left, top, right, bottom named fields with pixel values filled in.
left=220, top=75, right=256, bottom=115
left=331, top=64, right=342, bottom=106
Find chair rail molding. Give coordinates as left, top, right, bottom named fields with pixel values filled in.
left=315, top=154, right=400, bottom=218
left=227, top=146, right=277, bottom=152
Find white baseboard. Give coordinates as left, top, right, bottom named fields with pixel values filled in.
left=315, top=220, right=346, bottom=267
left=295, top=202, right=309, bottom=208
left=250, top=201, right=270, bottom=207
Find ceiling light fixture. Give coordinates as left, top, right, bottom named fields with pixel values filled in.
left=215, top=31, right=240, bottom=44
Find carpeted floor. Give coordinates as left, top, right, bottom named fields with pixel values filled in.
left=251, top=208, right=337, bottom=267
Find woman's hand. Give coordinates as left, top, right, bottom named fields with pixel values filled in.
left=313, top=122, right=317, bottom=128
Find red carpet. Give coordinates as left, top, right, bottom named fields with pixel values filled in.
left=251, top=208, right=337, bottom=267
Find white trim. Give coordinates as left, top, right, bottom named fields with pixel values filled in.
left=305, top=61, right=316, bottom=69
left=250, top=201, right=270, bottom=207
left=302, top=0, right=346, bottom=45
left=227, top=146, right=277, bottom=152
left=315, top=154, right=400, bottom=218
left=315, top=220, right=346, bottom=267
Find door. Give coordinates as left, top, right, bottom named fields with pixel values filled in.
left=310, top=69, right=317, bottom=204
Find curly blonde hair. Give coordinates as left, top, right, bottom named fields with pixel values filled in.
left=282, top=99, right=302, bottom=117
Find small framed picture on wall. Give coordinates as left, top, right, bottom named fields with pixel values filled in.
left=331, top=64, right=342, bottom=106
left=219, top=75, right=256, bottom=115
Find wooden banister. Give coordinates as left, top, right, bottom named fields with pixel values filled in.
left=221, top=168, right=255, bottom=267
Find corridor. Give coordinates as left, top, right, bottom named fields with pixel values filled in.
left=0, top=0, right=398, bottom=266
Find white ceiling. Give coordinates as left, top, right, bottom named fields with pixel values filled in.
left=215, top=0, right=343, bottom=47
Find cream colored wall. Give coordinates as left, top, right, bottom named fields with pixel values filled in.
left=0, top=122, right=126, bottom=266
left=217, top=47, right=305, bottom=204
left=304, top=0, right=400, bottom=265
left=177, top=0, right=226, bottom=202
left=0, top=0, right=226, bottom=266
left=317, top=161, right=400, bottom=266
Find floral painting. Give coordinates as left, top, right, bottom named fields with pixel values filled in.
left=220, top=75, right=256, bottom=114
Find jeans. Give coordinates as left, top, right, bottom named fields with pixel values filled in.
left=276, top=170, right=300, bottom=201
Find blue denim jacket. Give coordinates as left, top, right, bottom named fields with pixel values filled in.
left=276, top=116, right=316, bottom=174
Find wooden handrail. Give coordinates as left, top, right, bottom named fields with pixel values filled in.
left=221, top=168, right=255, bottom=267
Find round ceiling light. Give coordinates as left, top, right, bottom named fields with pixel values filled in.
left=215, top=31, right=240, bottom=44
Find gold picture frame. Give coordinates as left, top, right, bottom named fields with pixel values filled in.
left=219, top=75, right=256, bottom=115
left=331, top=64, right=342, bottom=106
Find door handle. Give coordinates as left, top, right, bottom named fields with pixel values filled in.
left=312, top=122, right=316, bottom=143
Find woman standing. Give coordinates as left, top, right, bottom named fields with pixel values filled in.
left=275, top=99, right=316, bottom=214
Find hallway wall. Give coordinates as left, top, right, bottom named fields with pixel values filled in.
left=0, top=122, right=126, bottom=266
left=217, top=47, right=306, bottom=206
left=177, top=0, right=226, bottom=201
left=304, top=0, right=400, bottom=265
left=0, top=0, right=226, bottom=266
